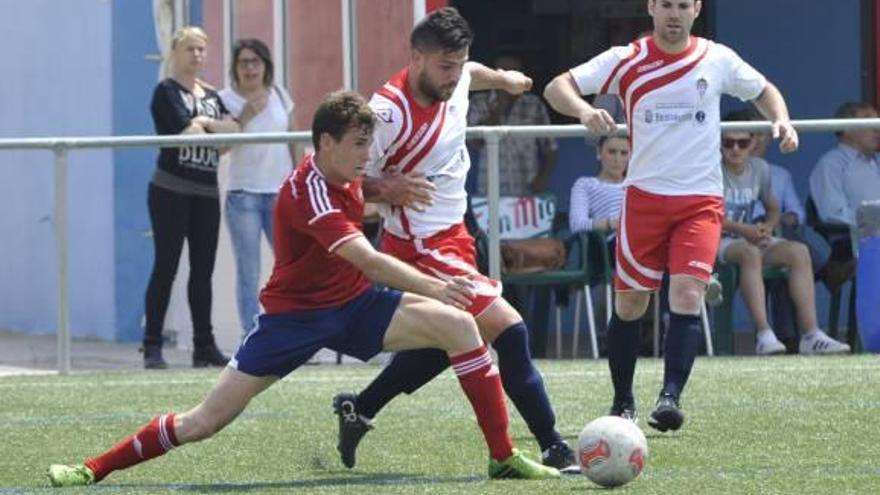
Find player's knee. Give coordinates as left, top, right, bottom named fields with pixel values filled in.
left=615, top=294, right=649, bottom=320
left=670, top=285, right=702, bottom=314
left=433, top=306, right=480, bottom=350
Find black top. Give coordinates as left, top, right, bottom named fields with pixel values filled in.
left=150, top=78, right=229, bottom=188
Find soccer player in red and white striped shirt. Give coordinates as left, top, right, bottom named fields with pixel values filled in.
left=544, top=0, right=799, bottom=432
left=332, top=7, right=579, bottom=474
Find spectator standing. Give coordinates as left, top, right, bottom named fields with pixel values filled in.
left=219, top=39, right=295, bottom=336
left=144, top=26, right=239, bottom=369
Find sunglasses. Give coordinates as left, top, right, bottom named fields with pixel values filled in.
left=722, top=137, right=752, bottom=150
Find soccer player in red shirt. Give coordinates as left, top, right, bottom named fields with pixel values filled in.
left=332, top=7, right=578, bottom=473
left=544, top=0, right=798, bottom=431
left=47, top=91, right=559, bottom=488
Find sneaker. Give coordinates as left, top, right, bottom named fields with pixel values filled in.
left=142, top=345, right=168, bottom=370
left=47, top=464, right=95, bottom=487
left=541, top=441, right=580, bottom=475
left=756, top=331, right=787, bottom=355
left=489, top=449, right=561, bottom=479
left=647, top=394, right=684, bottom=432
left=192, top=344, right=229, bottom=368
left=609, top=400, right=638, bottom=423
left=799, top=330, right=851, bottom=355
left=333, top=392, right=373, bottom=468
left=705, top=275, right=724, bottom=307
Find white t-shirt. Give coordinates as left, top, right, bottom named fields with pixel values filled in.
left=219, top=86, right=294, bottom=193
left=366, top=64, right=472, bottom=238
left=570, top=36, right=766, bottom=197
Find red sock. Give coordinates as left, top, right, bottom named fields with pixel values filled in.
left=449, top=346, right=514, bottom=461
left=84, top=414, right=178, bottom=481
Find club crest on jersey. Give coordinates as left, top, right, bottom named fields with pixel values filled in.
left=696, top=78, right=708, bottom=99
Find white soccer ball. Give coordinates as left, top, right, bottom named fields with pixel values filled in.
left=577, top=416, right=648, bottom=487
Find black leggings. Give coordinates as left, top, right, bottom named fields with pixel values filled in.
left=144, top=183, right=220, bottom=347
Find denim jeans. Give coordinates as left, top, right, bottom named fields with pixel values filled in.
left=225, top=190, right=276, bottom=334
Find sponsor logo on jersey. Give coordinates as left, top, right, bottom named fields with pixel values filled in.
left=688, top=260, right=713, bottom=274
left=637, top=59, right=665, bottom=73
left=405, top=123, right=429, bottom=151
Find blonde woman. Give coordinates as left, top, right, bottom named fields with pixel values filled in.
left=144, top=26, right=239, bottom=369
left=219, top=39, right=295, bottom=336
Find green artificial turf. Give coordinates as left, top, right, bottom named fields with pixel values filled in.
left=2, top=355, right=878, bottom=494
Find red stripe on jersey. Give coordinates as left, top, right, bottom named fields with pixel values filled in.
left=618, top=36, right=698, bottom=102
left=600, top=39, right=643, bottom=95
left=386, top=100, right=444, bottom=169
left=399, top=102, right=447, bottom=174
left=376, top=87, right=410, bottom=169
left=625, top=44, right=709, bottom=127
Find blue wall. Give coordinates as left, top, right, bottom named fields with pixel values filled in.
left=112, top=1, right=164, bottom=342
left=715, top=0, right=864, bottom=199
left=714, top=0, right=864, bottom=332
left=0, top=0, right=115, bottom=339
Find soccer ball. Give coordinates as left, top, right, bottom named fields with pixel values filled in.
left=577, top=416, right=648, bottom=487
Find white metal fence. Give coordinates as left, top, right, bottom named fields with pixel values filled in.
left=1, top=118, right=878, bottom=373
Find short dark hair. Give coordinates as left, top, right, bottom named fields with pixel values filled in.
left=410, top=7, right=473, bottom=53
left=312, top=90, right=375, bottom=151
left=231, top=38, right=274, bottom=87
left=833, top=102, right=875, bottom=138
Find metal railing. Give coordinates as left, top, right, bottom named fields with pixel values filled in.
left=1, top=118, right=879, bottom=373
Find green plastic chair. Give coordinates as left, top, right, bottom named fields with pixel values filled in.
left=502, top=231, right=606, bottom=359
left=805, top=197, right=859, bottom=347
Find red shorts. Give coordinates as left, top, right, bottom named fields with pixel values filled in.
left=381, top=223, right=501, bottom=317
left=615, top=186, right=724, bottom=291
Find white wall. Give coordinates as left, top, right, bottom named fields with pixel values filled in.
left=0, top=0, right=115, bottom=339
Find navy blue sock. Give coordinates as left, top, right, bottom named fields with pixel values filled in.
left=494, top=322, right=562, bottom=451
left=662, top=312, right=702, bottom=399
left=607, top=314, right=641, bottom=405
left=356, top=349, right=449, bottom=419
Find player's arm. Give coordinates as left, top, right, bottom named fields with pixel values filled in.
left=544, top=73, right=617, bottom=135
left=335, top=236, right=474, bottom=309
left=752, top=81, right=798, bottom=154
left=468, top=61, right=532, bottom=95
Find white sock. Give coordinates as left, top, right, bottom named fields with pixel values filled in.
left=757, top=329, right=775, bottom=341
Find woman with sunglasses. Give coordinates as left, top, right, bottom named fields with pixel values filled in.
left=719, top=111, right=849, bottom=356
left=219, top=39, right=295, bottom=337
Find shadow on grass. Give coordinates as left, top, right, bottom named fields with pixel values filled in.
left=100, top=472, right=486, bottom=492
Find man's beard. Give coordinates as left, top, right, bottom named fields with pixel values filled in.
left=418, top=73, right=454, bottom=102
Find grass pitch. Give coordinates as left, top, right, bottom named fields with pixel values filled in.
left=1, top=355, right=878, bottom=494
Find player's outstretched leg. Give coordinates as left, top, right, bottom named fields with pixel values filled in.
left=47, top=368, right=272, bottom=486
left=490, top=319, right=577, bottom=473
